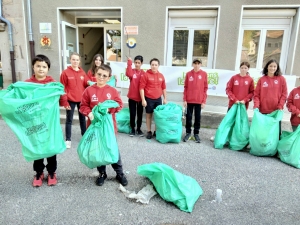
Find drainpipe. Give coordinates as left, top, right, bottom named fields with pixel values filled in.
left=0, top=0, right=16, bottom=83
left=26, top=0, right=35, bottom=66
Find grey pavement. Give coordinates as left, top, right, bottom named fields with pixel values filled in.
left=1, top=118, right=300, bottom=225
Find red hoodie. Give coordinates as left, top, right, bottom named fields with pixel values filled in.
left=183, top=69, right=208, bottom=104
left=25, top=75, right=69, bottom=107
left=286, top=87, right=300, bottom=126
left=126, top=59, right=145, bottom=101
left=226, top=74, right=254, bottom=109
left=80, top=84, right=123, bottom=133
left=86, top=70, right=97, bottom=82
left=60, top=66, right=89, bottom=102
left=254, top=75, right=287, bottom=114
left=139, top=69, right=166, bottom=99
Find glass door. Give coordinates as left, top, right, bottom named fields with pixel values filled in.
left=61, top=21, right=79, bottom=69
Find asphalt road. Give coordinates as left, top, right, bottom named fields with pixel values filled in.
left=1, top=119, right=300, bottom=225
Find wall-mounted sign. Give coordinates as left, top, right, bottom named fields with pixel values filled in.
left=40, top=36, right=51, bottom=47
left=126, top=38, right=136, bottom=49
left=124, top=26, right=138, bottom=35
left=39, top=23, right=52, bottom=33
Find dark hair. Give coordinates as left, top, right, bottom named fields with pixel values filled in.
left=263, top=59, right=282, bottom=76
left=150, top=58, right=160, bottom=65
left=95, top=64, right=112, bottom=77
left=134, top=55, right=143, bottom=63
left=240, top=61, right=250, bottom=69
left=32, top=54, right=51, bottom=69
left=90, top=54, right=104, bottom=75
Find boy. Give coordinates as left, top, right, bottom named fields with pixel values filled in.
left=183, top=58, right=208, bottom=143
left=80, top=64, right=128, bottom=186
left=286, top=84, right=300, bottom=131
left=26, top=54, right=70, bottom=187
left=139, top=58, right=167, bottom=139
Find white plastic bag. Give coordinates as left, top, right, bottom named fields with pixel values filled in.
left=118, top=184, right=157, bottom=204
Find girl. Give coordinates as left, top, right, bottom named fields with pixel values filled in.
left=253, top=59, right=287, bottom=135
left=126, top=55, right=145, bottom=137
left=87, top=54, right=104, bottom=82
left=60, top=52, right=89, bottom=149
left=286, top=81, right=300, bottom=131
left=226, top=62, right=254, bottom=110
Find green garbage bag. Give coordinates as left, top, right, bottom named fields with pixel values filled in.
left=77, top=100, right=120, bottom=169
left=116, top=107, right=131, bottom=134
left=88, top=75, right=116, bottom=87
left=0, top=82, right=66, bottom=161
left=277, top=126, right=300, bottom=168
left=137, top=163, right=203, bottom=213
left=249, top=109, right=283, bottom=156
left=154, top=103, right=182, bottom=143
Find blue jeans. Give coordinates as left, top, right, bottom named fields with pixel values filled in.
left=65, top=101, right=86, bottom=141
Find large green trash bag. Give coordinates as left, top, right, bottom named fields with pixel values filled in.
left=116, top=107, right=131, bottom=134
left=0, top=82, right=66, bottom=161
left=249, top=109, right=283, bottom=156
left=277, top=126, right=300, bottom=168
left=153, top=103, right=182, bottom=143
left=138, top=163, right=203, bottom=212
left=77, top=100, right=120, bottom=169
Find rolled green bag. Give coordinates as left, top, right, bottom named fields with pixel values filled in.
left=137, top=162, right=203, bottom=213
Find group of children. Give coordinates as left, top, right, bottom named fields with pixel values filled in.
left=17, top=52, right=300, bottom=188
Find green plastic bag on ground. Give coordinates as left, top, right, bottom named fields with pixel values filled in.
left=0, top=82, right=66, bottom=161
left=116, top=107, right=131, bottom=134
left=249, top=109, right=283, bottom=156
left=137, top=163, right=203, bottom=213
left=77, top=100, right=120, bottom=169
left=277, top=126, right=300, bottom=168
left=214, top=104, right=249, bottom=150
left=154, top=103, right=182, bottom=143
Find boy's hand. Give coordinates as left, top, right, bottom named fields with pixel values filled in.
left=201, top=104, right=205, bottom=109
left=297, top=114, right=300, bottom=117
left=240, top=100, right=245, bottom=104
left=163, top=99, right=167, bottom=104
left=65, top=105, right=71, bottom=110
left=183, top=101, right=187, bottom=108
left=88, top=112, right=94, bottom=121
left=127, top=57, right=132, bottom=61
left=142, top=99, right=147, bottom=107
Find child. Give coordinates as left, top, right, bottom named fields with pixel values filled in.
left=87, top=54, right=104, bottom=82
left=26, top=54, right=70, bottom=187
left=253, top=59, right=287, bottom=136
left=139, top=58, right=167, bottom=139
left=60, top=52, right=89, bottom=149
left=183, top=58, right=208, bottom=143
left=126, top=55, right=145, bottom=137
left=286, top=83, right=300, bottom=131
left=80, top=64, right=128, bottom=187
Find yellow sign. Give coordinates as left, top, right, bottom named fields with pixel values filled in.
left=40, top=36, right=51, bottom=46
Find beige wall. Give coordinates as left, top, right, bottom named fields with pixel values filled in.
left=1, top=0, right=300, bottom=86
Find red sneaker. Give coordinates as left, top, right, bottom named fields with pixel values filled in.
left=32, top=172, right=44, bottom=187
left=47, top=173, right=57, bottom=186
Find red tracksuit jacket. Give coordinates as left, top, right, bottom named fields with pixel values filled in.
left=126, top=59, right=145, bottom=102
left=286, top=87, right=300, bottom=126
left=139, top=69, right=166, bottom=99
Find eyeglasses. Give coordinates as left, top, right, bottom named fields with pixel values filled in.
left=96, top=73, right=109, bottom=78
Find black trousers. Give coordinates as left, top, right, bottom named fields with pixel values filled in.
left=185, top=103, right=201, bottom=135
left=128, top=98, right=143, bottom=130
left=33, top=155, right=57, bottom=174
left=97, top=153, right=123, bottom=175
left=66, top=101, right=86, bottom=141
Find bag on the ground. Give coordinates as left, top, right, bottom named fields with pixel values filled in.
left=154, top=103, right=182, bottom=143
left=137, top=163, right=203, bottom=213
left=116, top=107, right=131, bottom=134
left=77, top=100, right=120, bottom=169
left=0, top=82, right=66, bottom=161
left=249, top=109, right=283, bottom=156
left=277, top=126, right=300, bottom=168
left=214, top=104, right=249, bottom=150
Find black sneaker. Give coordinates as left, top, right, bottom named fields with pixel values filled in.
left=116, top=174, right=128, bottom=186
left=194, top=134, right=201, bottom=143
left=183, top=133, right=191, bottom=142
left=153, top=131, right=156, bottom=137
left=129, top=129, right=135, bottom=137
left=146, top=131, right=152, bottom=139
left=136, top=129, right=144, bottom=137
left=96, top=173, right=107, bottom=186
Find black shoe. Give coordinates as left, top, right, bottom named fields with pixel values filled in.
left=183, top=133, right=191, bottom=142
left=194, top=134, right=201, bottom=143
left=146, top=131, right=152, bottom=139
left=153, top=131, right=156, bottom=137
left=129, top=129, right=135, bottom=137
left=116, top=173, right=128, bottom=186
left=136, top=129, right=144, bottom=137
left=96, top=173, right=107, bottom=186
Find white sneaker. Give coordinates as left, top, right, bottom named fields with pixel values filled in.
left=66, top=141, right=71, bottom=149
left=210, top=136, right=215, bottom=142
